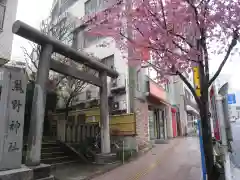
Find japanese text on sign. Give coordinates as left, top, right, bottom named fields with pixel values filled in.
left=11, top=100, right=22, bottom=112
left=193, top=67, right=201, bottom=97
left=9, top=120, right=21, bottom=134
left=12, top=80, right=24, bottom=93
left=8, top=142, right=19, bottom=152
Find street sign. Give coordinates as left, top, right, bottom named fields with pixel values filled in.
left=193, top=67, right=201, bottom=97
left=227, top=94, right=236, bottom=104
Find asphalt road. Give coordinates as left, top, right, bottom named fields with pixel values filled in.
left=230, top=120, right=240, bottom=168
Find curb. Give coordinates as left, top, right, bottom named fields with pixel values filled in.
left=82, top=162, right=122, bottom=180
left=83, top=146, right=154, bottom=180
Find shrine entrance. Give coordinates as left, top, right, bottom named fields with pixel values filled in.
left=12, top=20, right=118, bottom=167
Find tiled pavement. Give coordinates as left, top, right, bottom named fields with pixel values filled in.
left=91, top=137, right=201, bottom=180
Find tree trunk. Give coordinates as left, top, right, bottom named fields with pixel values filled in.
left=199, top=100, right=219, bottom=180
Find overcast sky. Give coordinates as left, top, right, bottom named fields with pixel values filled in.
left=11, top=0, right=240, bottom=90
left=11, top=0, right=53, bottom=62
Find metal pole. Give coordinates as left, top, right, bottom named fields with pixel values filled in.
left=99, top=71, right=110, bottom=154
left=216, top=95, right=232, bottom=180
left=197, top=120, right=207, bottom=180
left=122, top=140, right=125, bottom=164
left=26, top=44, right=53, bottom=166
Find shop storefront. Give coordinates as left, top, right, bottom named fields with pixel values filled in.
left=146, top=80, right=170, bottom=140
left=148, top=108, right=166, bottom=140
left=171, top=107, right=177, bottom=137
left=185, top=103, right=199, bottom=134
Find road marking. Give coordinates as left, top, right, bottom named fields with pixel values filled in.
left=128, top=140, right=181, bottom=180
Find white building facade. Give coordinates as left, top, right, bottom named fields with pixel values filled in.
left=0, top=0, right=18, bottom=62
left=50, top=0, right=183, bottom=148
left=172, top=71, right=199, bottom=135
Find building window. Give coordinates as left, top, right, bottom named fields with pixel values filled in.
left=164, top=82, right=169, bottom=92
left=0, top=1, right=6, bottom=31
left=85, top=0, right=98, bottom=15
left=85, top=0, right=105, bottom=15
left=86, top=90, right=92, bottom=100
left=83, top=31, right=101, bottom=47
left=60, top=0, right=78, bottom=14
left=102, top=55, right=114, bottom=69
left=51, top=1, right=60, bottom=19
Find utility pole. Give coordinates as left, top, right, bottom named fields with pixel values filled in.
left=126, top=0, right=135, bottom=114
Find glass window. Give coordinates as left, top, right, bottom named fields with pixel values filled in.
left=85, top=0, right=98, bottom=15
left=83, top=31, right=101, bottom=47
left=60, top=0, right=78, bottom=14
left=51, top=1, right=60, bottom=19
left=102, top=55, right=114, bottom=69
left=85, top=0, right=105, bottom=15
left=164, top=82, right=169, bottom=92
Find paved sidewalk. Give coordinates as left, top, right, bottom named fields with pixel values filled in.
left=91, top=137, right=201, bottom=180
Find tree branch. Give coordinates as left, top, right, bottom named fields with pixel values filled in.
left=177, top=71, right=202, bottom=107
left=185, top=0, right=201, bottom=30
left=208, top=30, right=239, bottom=87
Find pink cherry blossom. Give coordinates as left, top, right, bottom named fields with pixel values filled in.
left=82, top=0, right=239, bottom=87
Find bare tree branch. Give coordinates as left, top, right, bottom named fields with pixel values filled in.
left=208, top=30, right=239, bottom=87
left=177, top=70, right=202, bottom=107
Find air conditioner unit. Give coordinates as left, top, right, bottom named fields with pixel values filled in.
left=112, top=78, right=117, bottom=87
left=112, top=101, right=127, bottom=110
left=112, top=102, right=120, bottom=110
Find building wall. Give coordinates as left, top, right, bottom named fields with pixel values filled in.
left=52, top=0, right=132, bottom=112
left=172, top=71, right=198, bottom=136
left=0, top=0, right=18, bottom=60
left=134, top=99, right=149, bottom=148
left=51, top=0, right=170, bottom=145
left=228, top=105, right=240, bottom=119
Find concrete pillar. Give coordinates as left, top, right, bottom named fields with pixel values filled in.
left=26, top=44, right=53, bottom=166
left=164, top=107, right=168, bottom=139
left=166, top=106, right=173, bottom=138
left=100, top=71, right=111, bottom=154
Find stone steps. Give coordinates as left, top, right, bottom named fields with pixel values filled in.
left=40, top=141, right=79, bottom=166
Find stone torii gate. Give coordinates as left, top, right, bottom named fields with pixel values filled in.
left=12, top=20, right=118, bottom=166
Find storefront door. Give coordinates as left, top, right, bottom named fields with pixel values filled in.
left=148, top=110, right=156, bottom=140
left=159, top=110, right=165, bottom=139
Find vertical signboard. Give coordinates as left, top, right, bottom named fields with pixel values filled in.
left=193, top=67, right=201, bottom=97
left=227, top=94, right=236, bottom=104
left=0, top=67, right=27, bottom=170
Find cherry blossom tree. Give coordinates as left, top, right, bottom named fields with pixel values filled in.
left=82, top=0, right=240, bottom=179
